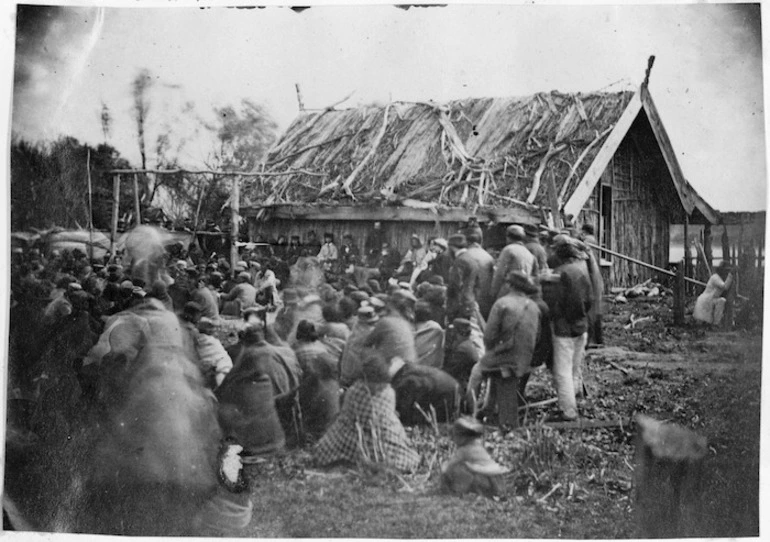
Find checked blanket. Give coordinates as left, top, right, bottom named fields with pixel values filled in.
left=314, top=381, right=419, bottom=472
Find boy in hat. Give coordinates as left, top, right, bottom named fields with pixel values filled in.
left=441, top=416, right=509, bottom=497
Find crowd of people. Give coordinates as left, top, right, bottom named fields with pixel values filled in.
left=9, top=219, right=605, bottom=475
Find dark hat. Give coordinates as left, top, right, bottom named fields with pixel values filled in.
left=391, top=288, right=417, bottom=306
left=197, top=317, right=216, bottom=335
left=367, top=279, right=382, bottom=293
left=506, top=224, right=526, bottom=241
left=343, top=284, right=359, bottom=295
left=427, top=275, right=445, bottom=286
left=580, top=223, right=595, bottom=235
left=506, top=270, right=539, bottom=295
left=452, top=317, right=472, bottom=332
left=448, top=233, right=467, bottom=249
left=295, top=319, right=318, bottom=342
left=242, top=304, right=267, bottom=321
left=349, top=290, right=370, bottom=303
left=184, top=301, right=203, bottom=314
left=453, top=416, right=484, bottom=437
left=523, top=223, right=539, bottom=238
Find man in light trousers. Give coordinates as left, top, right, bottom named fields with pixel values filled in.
left=549, top=235, right=593, bottom=421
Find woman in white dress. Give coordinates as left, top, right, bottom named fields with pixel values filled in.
left=693, top=263, right=734, bottom=326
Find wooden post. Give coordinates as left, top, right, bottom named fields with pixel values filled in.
left=295, top=83, right=305, bottom=112
left=110, top=174, right=120, bottom=262
left=683, top=216, right=691, bottom=295
left=634, top=415, right=707, bottom=538
left=721, top=224, right=730, bottom=266
left=673, top=258, right=685, bottom=326
left=133, top=173, right=142, bottom=226
left=86, top=148, right=94, bottom=262
left=230, top=175, right=240, bottom=274
left=703, top=223, right=712, bottom=269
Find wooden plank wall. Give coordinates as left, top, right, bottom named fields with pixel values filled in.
left=609, top=138, right=671, bottom=287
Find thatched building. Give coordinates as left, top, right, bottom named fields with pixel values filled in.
left=242, top=80, right=718, bottom=287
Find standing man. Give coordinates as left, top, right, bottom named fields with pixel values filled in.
left=490, top=225, right=536, bottom=301
left=550, top=236, right=593, bottom=421
left=467, top=271, right=541, bottom=410
left=524, top=224, right=549, bottom=277
left=464, top=227, right=495, bottom=320
left=446, top=234, right=480, bottom=325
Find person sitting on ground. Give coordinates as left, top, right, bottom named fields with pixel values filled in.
left=339, top=305, right=380, bottom=388
left=442, top=318, right=480, bottom=400
left=441, top=416, right=509, bottom=498
left=220, top=271, right=258, bottom=316
left=363, top=289, right=418, bottom=365
left=216, top=323, right=286, bottom=459
left=190, top=273, right=220, bottom=321
left=293, top=321, right=341, bottom=441
left=390, top=353, right=460, bottom=425
left=693, top=262, right=734, bottom=327
left=413, top=301, right=445, bottom=368
left=195, top=317, right=233, bottom=389
left=314, top=349, right=420, bottom=472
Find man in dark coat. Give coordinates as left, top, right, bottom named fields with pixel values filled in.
left=442, top=318, right=479, bottom=401
left=216, top=324, right=286, bottom=456
left=390, top=356, right=460, bottom=425
left=550, top=236, right=594, bottom=421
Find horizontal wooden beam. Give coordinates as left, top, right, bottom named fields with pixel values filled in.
left=242, top=204, right=540, bottom=224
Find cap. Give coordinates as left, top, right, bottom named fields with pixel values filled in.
left=506, top=225, right=526, bottom=241
left=448, top=234, right=467, bottom=249
left=237, top=271, right=252, bottom=282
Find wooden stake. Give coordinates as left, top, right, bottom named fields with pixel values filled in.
left=86, top=148, right=94, bottom=262
left=110, top=174, right=120, bottom=261
left=133, top=173, right=142, bottom=226
left=295, top=83, right=305, bottom=112
left=673, top=258, right=685, bottom=326
left=634, top=414, right=707, bottom=537
left=230, top=175, right=241, bottom=274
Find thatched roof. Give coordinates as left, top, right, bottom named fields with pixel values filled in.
left=244, top=90, right=635, bottom=214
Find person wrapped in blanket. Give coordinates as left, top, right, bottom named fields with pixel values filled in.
left=314, top=348, right=420, bottom=472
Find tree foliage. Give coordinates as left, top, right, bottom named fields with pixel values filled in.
left=11, top=135, right=133, bottom=231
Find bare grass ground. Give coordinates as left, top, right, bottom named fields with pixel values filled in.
left=4, top=296, right=761, bottom=537
left=226, top=296, right=761, bottom=538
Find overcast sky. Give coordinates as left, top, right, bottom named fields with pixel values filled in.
left=6, top=1, right=767, bottom=212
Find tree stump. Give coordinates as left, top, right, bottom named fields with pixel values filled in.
left=634, top=414, right=708, bottom=538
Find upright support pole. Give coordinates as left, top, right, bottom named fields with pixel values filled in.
left=703, top=223, right=712, bottom=270
left=133, top=173, right=142, bottom=226
left=230, top=175, right=241, bottom=274
left=683, top=216, right=691, bottom=294
left=295, top=83, right=305, bottom=112
left=673, top=258, right=685, bottom=326
left=110, top=174, right=120, bottom=262
left=86, top=148, right=94, bottom=262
